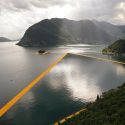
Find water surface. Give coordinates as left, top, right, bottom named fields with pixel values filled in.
left=0, top=42, right=125, bottom=125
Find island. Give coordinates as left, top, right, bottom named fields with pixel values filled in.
left=17, top=18, right=125, bottom=47
left=61, top=83, right=125, bottom=125
left=0, top=37, right=12, bottom=42
left=102, top=39, right=125, bottom=55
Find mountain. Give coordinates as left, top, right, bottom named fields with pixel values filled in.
left=17, top=18, right=125, bottom=47
left=93, top=21, right=124, bottom=39
left=102, top=39, right=125, bottom=55
left=0, top=37, right=12, bottom=42
left=117, top=25, right=125, bottom=33
left=117, top=25, right=125, bottom=38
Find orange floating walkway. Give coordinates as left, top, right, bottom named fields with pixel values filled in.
left=0, top=53, right=68, bottom=117
left=54, top=108, right=87, bottom=125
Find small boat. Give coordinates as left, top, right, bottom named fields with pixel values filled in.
left=38, top=50, right=50, bottom=54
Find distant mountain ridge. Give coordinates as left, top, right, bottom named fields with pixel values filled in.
left=17, top=18, right=125, bottom=47
left=0, top=37, right=11, bottom=42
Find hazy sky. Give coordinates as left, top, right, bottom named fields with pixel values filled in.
left=0, top=0, right=125, bottom=39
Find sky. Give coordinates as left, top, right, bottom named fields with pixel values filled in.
left=0, top=0, right=125, bottom=39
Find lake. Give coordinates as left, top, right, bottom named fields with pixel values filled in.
left=0, top=42, right=125, bottom=125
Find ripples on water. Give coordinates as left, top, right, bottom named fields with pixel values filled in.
left=51, top=44, right=105, bottom=54
left=45, top=54, right=125, bottom=102
left=1, top=42, right=125, bottom=125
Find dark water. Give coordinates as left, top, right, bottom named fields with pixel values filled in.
left=0, top=42, right=125, bottom=125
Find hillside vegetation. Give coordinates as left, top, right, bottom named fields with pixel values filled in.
left=102, top=39, right=125, bottom=55
left=62, top=83, right=125, bottom=125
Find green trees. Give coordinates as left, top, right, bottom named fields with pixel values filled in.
left=102, top=39, right=125, bottom=55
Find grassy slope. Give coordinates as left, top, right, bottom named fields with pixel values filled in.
left=62, top=83, right=125, bottom=125
left=102, top=39, right=125, bottom=55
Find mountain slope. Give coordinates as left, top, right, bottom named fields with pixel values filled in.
left=102, top=39, right=125, bottom=55
left=93, top=21, right=124, bottom=39
left=0, top=37, right=11, bottom=42
left=117, top=25, right=125, bottom=34
left=17, top=18, right=124, bottom=47
left=62, top=83, right=125, bottom=125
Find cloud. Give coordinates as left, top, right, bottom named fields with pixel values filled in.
left=0, top=0, right=124, bottom=39
left=0, top=0, right=69, bottom=11
left=31, top=0, right=69, bottom=8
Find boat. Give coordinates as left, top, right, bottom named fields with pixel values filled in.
left=38, top=50, right=50, bottom=54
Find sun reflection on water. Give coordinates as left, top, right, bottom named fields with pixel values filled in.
left=49, top=61, right=101, bottom=102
